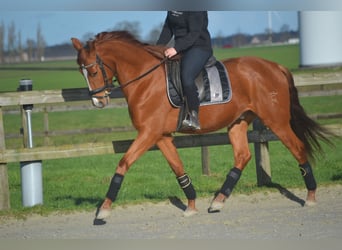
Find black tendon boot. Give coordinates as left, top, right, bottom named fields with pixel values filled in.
left=208, top=167, right=242, bottom=213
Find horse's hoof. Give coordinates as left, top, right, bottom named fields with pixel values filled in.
left=183, top=208, right=198, bottom=217
left=208, top=200, right=224, bottom=213
left=305, top=200, right=317, bottom=207
left=96, top=208, right=111, bottom=219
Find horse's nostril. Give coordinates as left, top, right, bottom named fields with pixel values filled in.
left=92, top=97, right=104, bottom=108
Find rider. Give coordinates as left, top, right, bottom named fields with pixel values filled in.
left=157, top=11, right=213, bottom=130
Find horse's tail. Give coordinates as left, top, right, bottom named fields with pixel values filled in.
left=280, top=65, right=334, bottom=161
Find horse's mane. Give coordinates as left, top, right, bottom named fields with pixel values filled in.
left=94, top=30, right=145, bottom=47
left=92, top=30, right=172, bottom=60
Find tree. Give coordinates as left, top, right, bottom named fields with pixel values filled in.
left=17, top=31, right=24, bottom=61
left=36, top=23, right=45, bottom=61
left=112, top=21, right=142, bottom=40
left=280, top=24, right=290, bottom=33
left=232, top=33, right=248, bottom=47
left=0, top=21, right=4, bottom=63
left=82, top=32, right=95, bottom=43
left=213, top=30, right=225, bottom=48
left=279, top=24, right=291, bottom=42
left=26, top=39, right=35, bottom=62
left=265, top=27, right=273, bottom=43
left=7, top=21, right=16, bottom=62
left=146, top=23, right=163, bottom=44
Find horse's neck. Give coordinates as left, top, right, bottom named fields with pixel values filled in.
left=102, top=43, right=148, bottom=81
left=102, top=42, right=164, bottom=95
left=144, top=45, right=165, bottom=60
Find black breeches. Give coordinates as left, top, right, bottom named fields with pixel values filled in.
left=180, top=47, right=212, bottom=112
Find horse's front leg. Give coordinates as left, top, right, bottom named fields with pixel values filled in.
left=209, top=120, right=251, bottom=212
left=96, top=132, right=159, bottom=220
left=156, top=135, right=198, bottom=217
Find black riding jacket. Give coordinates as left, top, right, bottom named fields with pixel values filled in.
left=156, top=11, right=212, bottom=53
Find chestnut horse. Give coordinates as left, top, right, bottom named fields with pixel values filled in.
left=71, top=31, right=331, bottom=219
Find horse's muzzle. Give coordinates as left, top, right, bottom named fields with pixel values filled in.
left=91, top=95, right=109, bottom=108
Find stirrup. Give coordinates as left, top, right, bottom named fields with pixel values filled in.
left=181, top=111, right=200, bottom=130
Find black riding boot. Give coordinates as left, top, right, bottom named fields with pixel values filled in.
left=182, top=110, right=200, bottom=130
left=181, top=94, right=201, bottom=130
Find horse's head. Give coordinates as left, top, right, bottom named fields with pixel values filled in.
left=71, top=37, right=115, bottom=108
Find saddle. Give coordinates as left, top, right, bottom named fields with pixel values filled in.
left=165, top=56, right=232, bottom=131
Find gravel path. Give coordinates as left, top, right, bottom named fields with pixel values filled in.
left=0, top=185, right=341, bottom=239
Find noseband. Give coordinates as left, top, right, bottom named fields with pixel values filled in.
left=81, top=54, right=115, bottom=97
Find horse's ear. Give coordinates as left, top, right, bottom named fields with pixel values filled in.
left=71, top=38, right=83, bottom=51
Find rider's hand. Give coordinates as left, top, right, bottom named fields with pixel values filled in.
left=164, top=47, right=178, bottom=58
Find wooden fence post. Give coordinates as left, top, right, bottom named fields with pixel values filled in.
left=43, top=107, right=50, bottom=146
left=201, top=146, right=210, bottom=175
left=0, top=107, right=10, bottom=210
left=253, top=118, right=272, bottom=186
left=20, top=106, right=28, bottom=148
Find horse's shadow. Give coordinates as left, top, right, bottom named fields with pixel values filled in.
left=168, top=196, right=187, bottom=211
left=53, top=195, right=107, bottom=225
left=168, top=182, right=305, bottom=213
left=264, top=182, right=306, bottom=206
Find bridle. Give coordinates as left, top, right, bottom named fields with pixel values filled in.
left=81, top=54, right=115, bottom=97
left=80, top=54, right=168, bottom=98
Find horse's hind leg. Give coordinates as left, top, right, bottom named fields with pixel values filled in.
left=265, top=123, right=317, bottom=206
left=156, top=135, right=198, bottom=217
left=209, top=119, right=252, bottom=212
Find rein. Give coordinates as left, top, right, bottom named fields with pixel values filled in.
left=81, top=54, right=168, bottom=96
left=118, top=57, right=168, bottom=90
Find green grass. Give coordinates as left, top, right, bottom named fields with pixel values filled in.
left=214, top=44, right=300, bottom=70
left=0, top=60, right=83, bottom=92
left=3, top=105, right=134, bottom=148
left=300, top=96, right=341, bottom=114
left=0, top=70, right=84, bottom=92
